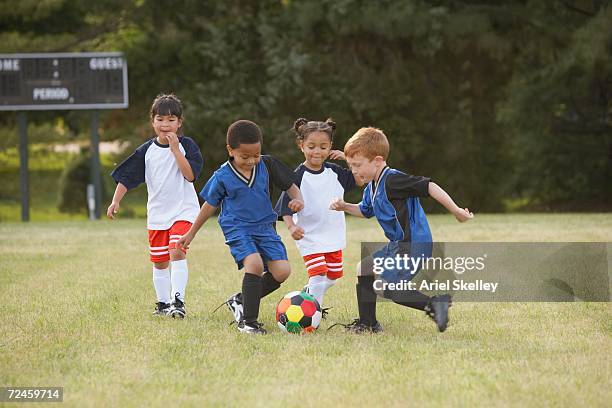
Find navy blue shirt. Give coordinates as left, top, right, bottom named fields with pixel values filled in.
left=200, top=155, right=294, bottom=238
left=359, top=166, right=432, bottom=243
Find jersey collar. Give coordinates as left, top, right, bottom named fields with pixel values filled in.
left=228, top=159, right=257, bottom=188
left=371, top=166, right=390, bottom=202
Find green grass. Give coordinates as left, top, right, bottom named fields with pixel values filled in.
left=0, top=214, right=611, bottom=407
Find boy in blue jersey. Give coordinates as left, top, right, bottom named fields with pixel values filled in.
left=330, top=127, right=473, bottom=333
left=177, top=120, right=304, bottom=334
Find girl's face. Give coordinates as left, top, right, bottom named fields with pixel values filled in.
left=227, top=142, right=261, bottom=173
left=152, top=114, right=182, bottom=140
left=300, top=131, right=332, bottom=169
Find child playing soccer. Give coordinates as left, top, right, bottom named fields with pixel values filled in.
left=177, top=120, right=304, bottom=334
left=107, top=94, right=203, bottom=318
left=330, top=127, right=473, bottom=333
left=276, top=118, right=355, bottom=310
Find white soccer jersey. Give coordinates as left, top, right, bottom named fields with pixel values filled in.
left=111, top=137, right=203, bottom=230
left=276, top=163, right=356, bottom=256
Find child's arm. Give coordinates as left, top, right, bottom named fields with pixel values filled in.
left=284, top=184, right=304, bottom=212
left=428, top=182, right=473, bottom=222
left=330, top=198, right=365, bottom=218
left=107, top=183, right=128, bottom=219
left=176, top=202, right=218, bottom=250
left=167, top=133, right=196, bottom=181
left=282, top=215, right=305, bottom=240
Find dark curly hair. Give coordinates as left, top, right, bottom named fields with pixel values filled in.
left=227, top=120, right=263, bottom=148
left=293, top=117, right=336, bottom=145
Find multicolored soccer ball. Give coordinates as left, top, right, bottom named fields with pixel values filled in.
left=276, top=291, right=322, bottom=333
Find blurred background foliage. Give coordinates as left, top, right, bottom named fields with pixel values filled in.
left=0, top=0, right=610, bottom=214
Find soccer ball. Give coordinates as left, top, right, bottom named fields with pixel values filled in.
left=276, top=291, right=322, bottom=333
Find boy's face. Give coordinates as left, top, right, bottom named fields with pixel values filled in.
left=152, top=114, right=182, bottom=140
left=346, top=154, right=384, bottom=186
left=227, top=142, right=261, bottom=172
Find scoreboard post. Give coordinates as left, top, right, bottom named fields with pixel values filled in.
left=0, top=52, right=129, bottom=221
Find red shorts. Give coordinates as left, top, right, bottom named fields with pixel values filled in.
left=148, top=220, right=192, bottom=263
left=303, top=250, right=343, bottom=279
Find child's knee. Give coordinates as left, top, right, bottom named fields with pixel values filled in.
left=243, top=254, right=265, bottom=275
left=154, top=261, right=169, bottom=269
left=270, top=262, right=290, bottom=282
left=169, top=248, right=186, bottom=261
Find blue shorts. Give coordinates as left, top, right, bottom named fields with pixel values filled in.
left=373, top=241, right=433, bottom=284
left=225, top=225, right=288, bottom=270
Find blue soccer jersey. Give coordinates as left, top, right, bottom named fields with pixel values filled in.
left=359, top=166, right=432, bottom=243
left=199, top=155, right=295, bottom=239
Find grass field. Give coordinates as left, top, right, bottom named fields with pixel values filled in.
left=1, top=214, right=611, bottom=407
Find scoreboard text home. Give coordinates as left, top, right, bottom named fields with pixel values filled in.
left=0, top=52, right=128, bottom=110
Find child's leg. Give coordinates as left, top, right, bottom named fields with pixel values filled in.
left=263, top=260, right=290, bottom=298
left=356, top=257, right=378, bottom=326
left=168, top=221, right=192, bottom=302
left=149, top=229, right=171, bottom=304
left=241, top=253, right=265, bottom=324
left=303, top=254, right=329, bottom=305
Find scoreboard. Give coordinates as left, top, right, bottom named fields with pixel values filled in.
left=0, top=52, right=128, bottom=110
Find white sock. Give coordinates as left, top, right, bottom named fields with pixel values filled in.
left=152, top=267, right=171, bottom=304
left=324, top=276, right=338, bottom=291
left=170, top=259, right=189, bottom=302
left=307, top=275, right=328, bottom=306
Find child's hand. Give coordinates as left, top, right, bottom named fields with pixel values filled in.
left=107, top=202, right=120, bottom=219
left=288, top=199, right=304, bottom=212
left=454, top=207, right=474, bottom=222
left=329, top=150, right=345, bottom=161
left=288, top=224, right=305, bottom=240
left=176, top=233, right=193, bottom=251
left=166, top=132, right=180, bottom=152
left=329, top=198, right=346, bottom=211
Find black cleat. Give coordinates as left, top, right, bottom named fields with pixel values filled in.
left=237, top=320, right=267, bottom=335
left=212, top=292, right=243, bottom=324
left=425, top=294, right=451, bottom=332
left=329, top=318, right=383, bottom=334
left=168, top=294, right=186, bottom=319
left=153, top=302, right=171, bottom=316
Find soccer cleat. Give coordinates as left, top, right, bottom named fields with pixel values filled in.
left=212, top=292, right=244, bottom=324
left=237, top=320, right=267, bottom=335
left=153, top=302, right=171, bottom=316
left=328, top=318, right=383, bottom=334
left=168, top=294, right=186, bottom=319
left=425, top=294, right=451, bottom=332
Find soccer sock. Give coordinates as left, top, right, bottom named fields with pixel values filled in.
left=323, top=276, right=338, bottom=291
left=242, top=273, right=263, bottom=324
left=260, top=272, right=281, bottom=298
left=170, top=259, right=188, bottom=302
left=152, top=266, right=171, bottom=304
left=384, top=287, right=430, bottom=311
left=307, top=274, right=328, bottom=305
left=357, top=275, right=377, bottom=326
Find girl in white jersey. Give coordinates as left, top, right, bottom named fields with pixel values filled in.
left=277, top=118, right=355, bottom=310
left=107, top=94, right=203, bottom=318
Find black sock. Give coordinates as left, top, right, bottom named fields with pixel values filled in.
left=357, top=275, right=377, bottom=326
left=260, top=272, right=282, bottom=298
left=242, top=273, right=262, bottom=324
left=384, top=287, right=430, bottom=311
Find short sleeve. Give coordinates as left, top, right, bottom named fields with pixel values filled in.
left=199, top=171, right=225, bottom=207
left=110, top=141, right=149, bottom=190
left=180, top=137, right=204, bottom=181
left=261, top=155, right=294, bottom=191
left=385, top=173, right=430, bottom=200
left=327, top=163, right=356, bottom=192
left=358, top=185, right=375, bottom=218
